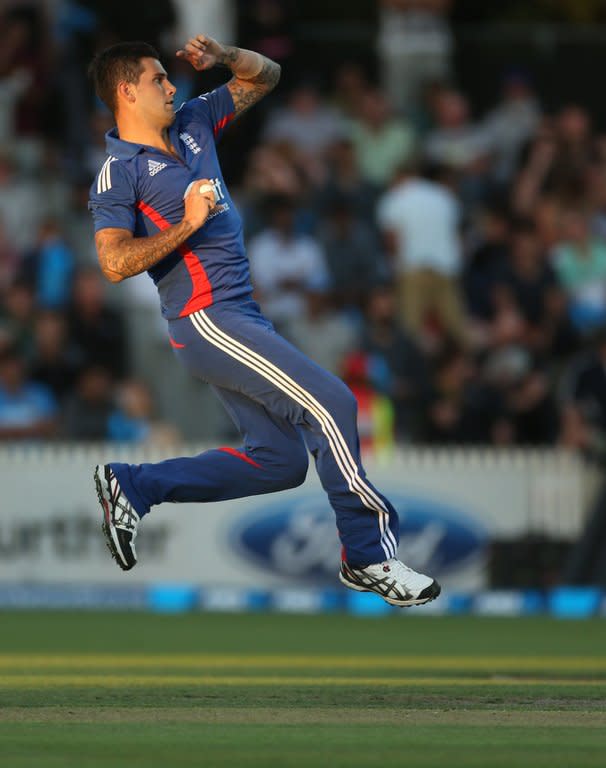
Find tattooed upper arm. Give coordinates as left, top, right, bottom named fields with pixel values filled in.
left=227, top=59, right=281, bottom=119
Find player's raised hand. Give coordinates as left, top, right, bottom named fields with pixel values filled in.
left=182, top=179, right=217, bottom=230
left=176, top=35, right=225, bottom=71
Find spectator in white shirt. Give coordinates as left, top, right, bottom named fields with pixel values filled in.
left=248, top=195, right=330, bottom=337
left=377, top=161, right=465, bottom=342
left=262, top=82, right=346, bottom=157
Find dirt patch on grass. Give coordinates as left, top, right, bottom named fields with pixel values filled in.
left=1, top=707, right=605, bottom=727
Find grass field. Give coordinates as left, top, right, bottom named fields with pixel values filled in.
left=1, top=611, right=605, bottom=767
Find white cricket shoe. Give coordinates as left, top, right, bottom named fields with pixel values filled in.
left=94, top=464, right=140, bottom=571
left=339, top=558, right=441, bottom=607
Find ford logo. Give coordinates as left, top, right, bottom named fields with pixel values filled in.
left=229, top=493, right=487, bottom=584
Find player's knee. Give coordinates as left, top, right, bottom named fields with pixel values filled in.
left=271, top=446, right=308, bottom=491
left=328, top=382, right=358, bottom=423
left=282, top=447, right=309, bottom=489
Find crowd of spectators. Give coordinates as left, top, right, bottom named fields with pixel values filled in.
left=2, top=0, right=606, bottom=455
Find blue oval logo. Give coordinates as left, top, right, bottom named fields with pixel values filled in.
left=229, top=492, right=487, bottom=584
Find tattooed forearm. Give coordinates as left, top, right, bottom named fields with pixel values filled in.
left=222, top=47, right=281, bottom=117
left=217, top=45, right=240, bottom=68
left=95, top=221, right=196, bottom=283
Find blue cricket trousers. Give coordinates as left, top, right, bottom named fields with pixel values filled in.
left=111, top=300, right=399, bottom=566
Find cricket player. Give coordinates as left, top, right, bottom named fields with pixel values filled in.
left=88, top=34, right=440, bottom=607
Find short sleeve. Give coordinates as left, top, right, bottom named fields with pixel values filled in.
left=88, top=159, right=137, bottom=233
left=180, top=84, right=235, bottom=142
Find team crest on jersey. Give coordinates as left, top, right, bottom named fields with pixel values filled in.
left=179, top=132, right=201, bottom=155
left=148, top=159, right=167, bottom=177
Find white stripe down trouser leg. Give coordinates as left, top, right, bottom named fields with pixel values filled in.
left=189, top=309, right=398, bottom=560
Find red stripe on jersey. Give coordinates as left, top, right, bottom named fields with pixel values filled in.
left=136, top=200, right=213, bottom=315
left=218, top=446, right=262, bottom=469
left=213, top=112, right=234, bottom=138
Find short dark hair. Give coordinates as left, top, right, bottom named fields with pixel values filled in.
left=88, top=41, right=160, bottom=114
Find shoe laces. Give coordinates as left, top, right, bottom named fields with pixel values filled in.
left=384, top=558, right=416, bottom=580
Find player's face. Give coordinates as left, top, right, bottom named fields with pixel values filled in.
left=132, top=58, right=177, bottom=128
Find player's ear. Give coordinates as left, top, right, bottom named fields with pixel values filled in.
left=117, top=81, right=135, bottom=104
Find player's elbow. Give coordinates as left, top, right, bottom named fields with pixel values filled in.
left=98, top=256, right=126, bottom=283
left=104, top=269, right=125, bottom=284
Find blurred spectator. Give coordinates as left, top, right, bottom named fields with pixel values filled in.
left=360, top=283, right=430, bottom=441
left=19, top=219, right=74, bottom=309
left=108, top=378, right=180, bottom=444
left=425, top=87, right=491, bottom=172
left=0, top=29, right=31, bottom=148
left=377, top=162, right=464, bottom=343
left=331, top=62, right=371, bottom=120
left=55, top=0, right=99, bottom=182
left=483, top=345, right=559, bottom=445
left=67, top=267, right=128, bottom=377
left=0, top=152, right=48, bottom=251
left=248, top=195, right=330, bottom=335
left=549, top=106, right=594, bottom=201
left=506, top=364, right=559, bottom=445
left=0, top=344, right=57, bottom=440
left=316, top=138, right=381, bottom=231
left=287, top=290, right=357, bottom=376
left=263, top=82, right=346, bottom=157
left=348, top=88, right=416, bottom=187
left=0, top=4, right=47, bottom=158
left=62, top=364, right=113, bottom=440
left=552, top=208, right=606, bottom=334
left=341, top=349, right=395, bottom=454
left=482, top=70, right=542, bottom=184
left=29, top=310, right=81, bottom=403
left=0, top=217, right=19, bottom=293
left=463, top=202, right=510, bottom=325
left=0, top=279, right=36, bottom=360
left=241, top=143, right=305, bottom=212
left=426, top=342, right=510, bottom=445
left=514, top=107, right=594, bottom=216
left=377, top=0, right=453, bottom=114
left=424, top=87, right=492, bottom=207
left=512, top=120, right=559, bottom=216
left=318, top=194, right=386, bottom=310
left=497, top=218, right=572, bottom=357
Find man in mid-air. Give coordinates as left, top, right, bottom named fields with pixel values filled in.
left=88, top=33, right=440, bottom=607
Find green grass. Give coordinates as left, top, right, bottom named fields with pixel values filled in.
left=0, top=612, right=605, bottom=767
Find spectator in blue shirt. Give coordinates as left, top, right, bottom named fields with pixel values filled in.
left=20, top=219, right=74, bottom=309
left=0, top=344, right=57, bottom=439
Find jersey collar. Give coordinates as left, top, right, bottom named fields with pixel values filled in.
left=105, top=128, right=143, bottom=160
left=105, top=123, right=184, bottom=162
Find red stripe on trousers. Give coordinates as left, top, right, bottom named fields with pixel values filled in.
left=168, top=335, right=185, bottom=349
left=136, top=200, right=213, bottom=315
left=218, top=446, right=262, bottom=469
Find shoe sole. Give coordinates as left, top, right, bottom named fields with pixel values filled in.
left=339, top=571, right=441, bottom=608
left=94, top=466, right=134, bottom=571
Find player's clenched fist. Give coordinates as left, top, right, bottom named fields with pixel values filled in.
left=182, top=179, right=217, bottom=230
left=176, top=35, right=225, bottom=72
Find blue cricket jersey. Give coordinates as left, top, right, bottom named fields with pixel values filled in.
left=88, top=85, right=252, bottom=319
